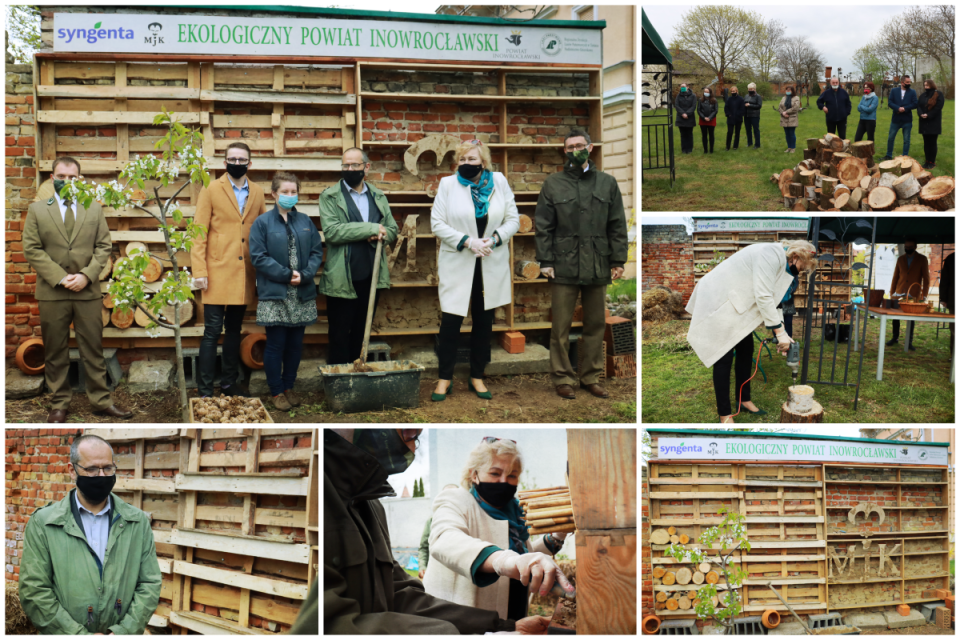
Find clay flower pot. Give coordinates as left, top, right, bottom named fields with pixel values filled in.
left=15, top=338, right=45, bottom=375
left=642, top=615, right=661, bottom=635
left=240, top=333, right=267, bottom=370
left=762, top=610, right=781, bottom=629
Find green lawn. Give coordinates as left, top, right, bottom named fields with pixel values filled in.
left=642, top=318, right=954, bottom=423
left=641, top=97, right=955, bottom=211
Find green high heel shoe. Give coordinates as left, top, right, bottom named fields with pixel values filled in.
left=469, top=380, right=492, bottom=400
left=431, top=382, right=453, bottom=402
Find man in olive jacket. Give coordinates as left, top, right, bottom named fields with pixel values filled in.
left=20, top=434, right=161, bottom=635
left=318, top=148, right=400, bottom=364
left=22, top=156, right=131, bottom=423
left=535, top=130, right=629, bottom=400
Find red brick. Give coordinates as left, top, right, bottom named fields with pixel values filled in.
left=223, top=130, right=241, bottom=138
left=295, top=436, right=312, bottom=448
left=212, top=441, right=227, bottom=451
left=375, top=122, right=393, bottom=131
left=192, top=603, right=205, bottom=613
left=423, top=124, right=445, bottom=133
left=17, top=136, right=35, bottom=147
left=205, top=606, right=219, bottom=617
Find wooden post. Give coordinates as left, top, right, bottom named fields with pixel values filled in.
left=238, top=431, right=260, bottom=629
left=179, top=431, right=202, bottom=634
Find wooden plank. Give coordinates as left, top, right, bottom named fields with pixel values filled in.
left=153, top=529, right=174, bottom=545
left=214, top=66, right=341, bottom=87
left=133, top=438, right=144, bottom=511
left=191, top=548, right=310, bottom=582
left=143, top=499, right=179, bottom=522
left=37, top=84, right=199, bottom=100
left=172, top=560, right=309, bottom=600
left=743, top=578, right=826, bottom=585
left=198, top=447, right=311, bottom=469
left=116, top=450, right=181, bottom=471
left=650, top=518, right=723, bottom=526
left=85, top=428, right=180, bottom=441
left=193, top=504, right=307, bottom=528
left=653, top=540, right=826, bottom=550
left=148, top=613, right=168, bottom=628
left=649, top=478, right=741, bottom=485
left=257, top=429, right=317, bottom=437
left=650, top=492, right=740, bottom=500
left=191, top=581, right=302, bottom=626
left=157, top=557, right=172, bottom=574
left=116, top=477, right=176, bottom=494
left=175, top=472, right=308, bottom=496
left=740, top=480, right=823, bottom=488
left=745, top=516, right=824, bottom=523
left=576, top=533, right=635, bottom=634
left=653, top=555, right=825, bottom=564
left=169, top=610, right=268, bottom=635
left=200, top=88, right=355, bottom=105
left=211, top=114, right=343, bottom=129
left=567, top=429, right=636, bottom=529
left=169, top=528, right=310, bottom=564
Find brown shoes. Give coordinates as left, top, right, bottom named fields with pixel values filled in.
left=95, top=405, right=133, bottom=419
left=47, top=409, right=67, bottom=423
left=272, top=393, right=292, bottom=411
left=284, top=389, right=302, bottom=407
left=556, top=384, right=576, bottom=400
left=580, top=382, right=610, bottom=398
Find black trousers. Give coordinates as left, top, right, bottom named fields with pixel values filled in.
left=784, top=313, right=794, bottom=339
left=678, top=127, right=694, bottom=152
left=199, top=304, right=246, bottom=396
left=855, top=119, right=876, bottom=142
left=827, top=120, right=848, bottom=140
left=326, top=278, right=381, bottom=365
left=744, top=118, right=760, bottom=147
left=713, top=332, right=754, bottom=416
left=437, top=259, right=494, bottom=380
left=726, top=120, right=741, bottom=149
left=891, top=319, right=915, bottom=346
left=922, top=134, right=939, bottom=163
left=700, top=126, right=715, bottom=152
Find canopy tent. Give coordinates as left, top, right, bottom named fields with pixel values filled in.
left=807, top=216, right=955, bottom=245
left=642, top=8, right=672, bottom=66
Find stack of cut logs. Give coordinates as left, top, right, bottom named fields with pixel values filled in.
left=771, top=134, right=955, bottom=212
left=519, top=486, right=576, bottom=536
left=99, top=241, right=195, bottom=329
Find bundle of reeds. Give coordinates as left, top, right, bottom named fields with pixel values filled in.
left=518, top=486, right=576, bottom=536
left=6, top=581, right=38, bottom=634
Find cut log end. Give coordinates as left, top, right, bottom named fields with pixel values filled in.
left=514, top=260, right=541, bottom=280
left=780, top=400, right=825, bottom=423
left=518, top=214, right=534, bottom=234
left=919, top=176, right=956, bottom=211
left=867, top=186, right=897, bottom=211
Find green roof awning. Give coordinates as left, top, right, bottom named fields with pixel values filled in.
left=808, top=217, right=955, bottom=245
left=642, top=9, right=671, bottom=66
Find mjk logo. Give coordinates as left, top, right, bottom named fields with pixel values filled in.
left=145, top=22, right=164, bottom=46
left=506, top=30, right=523, bottom=46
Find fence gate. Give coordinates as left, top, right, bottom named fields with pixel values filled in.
left=641, top=65, right=674, bottom=187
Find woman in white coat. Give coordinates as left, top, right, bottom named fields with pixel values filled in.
left=431, top=141, right=520, bottom=401
left=423, top=437, right=575, bottom=625
left=686, top=240, right=817, bottom=422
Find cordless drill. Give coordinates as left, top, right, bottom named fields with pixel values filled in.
left=786, top=341, right=800, bottom=382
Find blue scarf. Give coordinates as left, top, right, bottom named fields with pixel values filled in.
left=470, top=485, right=529, bottom=555
left=456, top=169, right=494, bottom=218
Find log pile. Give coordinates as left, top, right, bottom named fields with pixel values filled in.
left=771, top=134, right=953, bottom=212
left=519, top=487, right=577, bottom=536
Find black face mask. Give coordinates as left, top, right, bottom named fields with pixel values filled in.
left=342, top=169, right=365, bottom=188
left=905, top=247, right=916, bottom=255
left=76, top=473, right=117, bottom=504
left=474, top=481, right=518, bottom=509
left=352, top=429, right=415, bottom=476
left=225, top=163, right=248, bottom=179
left=458, top=164, right=483, bottom=180
left=789, top=264, right=800, bottom=277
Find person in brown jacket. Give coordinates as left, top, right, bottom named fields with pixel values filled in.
left=887, top=237, right=930, bottom=350
left=191, top=142, right=266, bottom=397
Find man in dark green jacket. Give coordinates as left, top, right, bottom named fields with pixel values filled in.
left=535, top=129, right=629, bottom=400
left=324, top=429, right=551, bottom=634
left=318, top=148, right=400, bottom=365
left=20, top=434, right=162, bottom=634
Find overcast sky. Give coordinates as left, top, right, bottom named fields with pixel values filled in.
left=643, top=4, right=911, bottom=82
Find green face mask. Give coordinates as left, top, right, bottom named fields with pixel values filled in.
left=566, top=149, right=590, bottom=166
left=53, top=179, right=67, bottom=198
left=352, top=429, right=415, bottom=476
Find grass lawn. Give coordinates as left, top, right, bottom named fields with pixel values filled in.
left=642, top=317, right=954, bottom=423
left=641, top=97, right=955, bottom=211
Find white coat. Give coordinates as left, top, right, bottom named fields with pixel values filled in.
left=423, top=486, right=554, bottom=620
left=431, top=172, right=520, bottom=317
left=686, top=243, right=795, bottom=367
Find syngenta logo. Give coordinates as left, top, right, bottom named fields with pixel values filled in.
left=661, top=441, right=703, bottom=456
left=59, top=21, right=135, bottom=44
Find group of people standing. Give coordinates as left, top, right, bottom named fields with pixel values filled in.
left=24, top=129, right=628, bottom=422
left=673, top=74, right=944, bottom=168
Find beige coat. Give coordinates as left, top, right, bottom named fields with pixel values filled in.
left=431, top=173, right=520, bottom=317
left=686, top=243, right=795, bottom=367
left=890, top=252, right=930, bottom=299
left=779, top=95, right=801, bottom=128
left=423, top=486, right=553, bottom=620
left=191, top=173, right=266, bottom=305
left=22, top=197, right=112, bottom=301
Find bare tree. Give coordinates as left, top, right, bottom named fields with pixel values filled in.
left=751, top=19, right=785, bottom=83
left=902, top=5, right=955, bottom=97
left=874, top=16, right=920, bottom=84
left=673, top=6, right=765, bottom=93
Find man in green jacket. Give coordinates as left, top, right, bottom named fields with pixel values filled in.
left=318, top=148, right=400, bottom=365
left=535, top=129, right=629, bottom=400
left=324, top=429, right=551, bottom=634
left=20, top=434, right=162, bottom=635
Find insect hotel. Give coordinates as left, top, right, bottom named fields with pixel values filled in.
left=20, top=5, right=614, bottom=372
left=642, top=429, right=953, bottom=634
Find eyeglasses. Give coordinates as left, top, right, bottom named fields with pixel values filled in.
left=341, top=163, right=366, bottom=170
left=564, top=144, right=589, bottom=152
left=75, top=463, right=117, bottom=477
left=225, top=158, right=250, bottom=165
left=481, top=437, right=517, bottom=445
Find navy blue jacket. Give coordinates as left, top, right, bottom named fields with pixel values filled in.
left=816, top=87, right=852, bottom=123
left=888, top=86, right=919, bottom=125
left=248, top=206, right=324, bottom=302
left=724, top=95, right=745, bottom=123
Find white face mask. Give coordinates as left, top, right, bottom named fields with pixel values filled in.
left=704, top=92, right=710, bottom=97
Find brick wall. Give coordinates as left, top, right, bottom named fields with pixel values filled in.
left=5, top=63, right=39, bottom=359
left=640, top=225, right=694, bottom=305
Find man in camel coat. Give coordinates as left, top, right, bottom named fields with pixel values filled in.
left=191, top=142, right=266, bottom=397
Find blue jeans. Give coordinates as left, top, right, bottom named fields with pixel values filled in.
left=745, top=119, right=760, bottom=147
left=886, top=120, right=912, bottom=157
left=784, top=127, right=797, bottom=149
left=263, top=325, right=306, bottom=396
